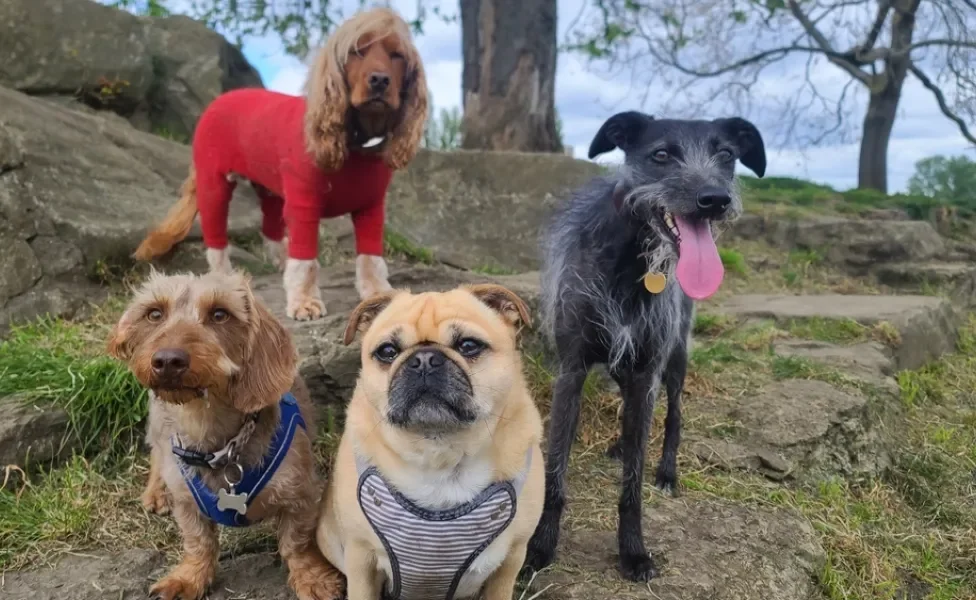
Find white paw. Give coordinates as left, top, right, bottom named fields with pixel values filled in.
left=206, top=247, right=233, bottom=274
left=262, top=235, right=288, bottom=271
left=286, top=294, right=326, bottom=321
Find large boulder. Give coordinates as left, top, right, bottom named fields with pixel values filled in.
left=0, top=85, right=261, bottom=330
left=386, top=150, right=605, bottom=272
left=0, top=0, right=263, bottom=139
left=730, top=214, right=945, bottom=272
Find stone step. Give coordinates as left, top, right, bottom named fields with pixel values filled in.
left=713, top=294, right=959, bottom=371
left=0, top=395, right=75, bottom=470
left=729, top=213, right=946, bottom=271
left=688, top=378, right=886, bottom=481
left=873, top=261, right=976, bottom=287
left=535, top=498, right=823, bottom=600
left=0, top=496, right=824, bottom=600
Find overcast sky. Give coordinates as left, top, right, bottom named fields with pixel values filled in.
left=227, top=0, right=971, bottom=192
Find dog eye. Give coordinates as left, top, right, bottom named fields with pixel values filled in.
left=390, top=51, right=405, bottom=60
left=146, top=308, right=163, bottom=323
left=373, top=343, right=400, bottom=363
left=651, top=150, right=669, bottom=163
left=716, top=149, right=734, bottom=162
left=211, top=309, right=230, bottom=323
left=456, top=338, right=485, bottom=358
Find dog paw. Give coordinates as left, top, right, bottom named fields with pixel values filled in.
left=618, top=552, right=659, bottom=582
left=654, top=467, right=680, bottom=497
left=522, top=536, right=558, bottom=577
left=149, top=575, right=208, bottom=600
left=605, top=437, right=623, bottom=461
left=141, top=487, right=171, bottom=515
left=287, top=295, right=326, bottom=321
left=290, top=573, right=346, bottom=600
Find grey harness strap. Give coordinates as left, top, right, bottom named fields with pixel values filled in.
left=355, top=450, right=533, bottom=600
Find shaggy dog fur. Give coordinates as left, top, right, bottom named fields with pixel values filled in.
left=107, top=271, right=343, bottom=600
left=523, top=111, right=767, bottom=582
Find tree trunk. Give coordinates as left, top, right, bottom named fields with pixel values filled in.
left=856, top=0, right=920, bottom=193
left=460, top=0, right=562, bottom=152
left=858, top=89, right=899, bottom=193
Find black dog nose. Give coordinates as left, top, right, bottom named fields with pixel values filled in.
left=368, top=72, right=391, bottom=92
left=151, top=348, right=190, bottom=379
left=696, top=186, right=732, bottom=214
left=406, top=350, right=446, bottom=373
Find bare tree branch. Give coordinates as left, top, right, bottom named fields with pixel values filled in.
left=787, top=0, right=872, bottom=83
left=910, top=62, right=976, bottom=145
left=860, top=0, right=891, bottom=53
left=659, top=45, right=866, bottom=78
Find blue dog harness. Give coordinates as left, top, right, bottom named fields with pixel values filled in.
left=172, top=392, right=306, bottom=527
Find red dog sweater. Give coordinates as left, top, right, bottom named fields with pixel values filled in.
left=192, top=88, right=393, bottom=260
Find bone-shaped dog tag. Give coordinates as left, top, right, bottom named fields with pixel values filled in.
left=217, top=487, right=249, bottom=515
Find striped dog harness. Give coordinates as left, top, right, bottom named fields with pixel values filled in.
left=355, top=450, right=532, bottom=600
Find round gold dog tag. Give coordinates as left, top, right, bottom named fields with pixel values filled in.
left=643, top=272, right=667, bottom=294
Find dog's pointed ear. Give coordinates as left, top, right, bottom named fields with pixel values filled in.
left=588, top=111, right=654, bottom=159
left=715, top=117, right=766, bottom=178
left=465, top=284, right=532, bottom=330
left=343, top=291, right=399, bottom=346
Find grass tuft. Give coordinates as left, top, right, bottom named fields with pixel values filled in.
left=384, top=230, right=435, bottom=264
left=0, top=318, right=146, bottom=454
left=719, top=248, right=748, bottom=276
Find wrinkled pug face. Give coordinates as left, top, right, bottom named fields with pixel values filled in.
left=346, top=285, right=531, bottom=436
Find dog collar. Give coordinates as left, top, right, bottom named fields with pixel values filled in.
left=172, top=392, right=305, bottom=527
left=172, top=411, right=260, bottom=470
left=354, top=449, right=532, bottom=600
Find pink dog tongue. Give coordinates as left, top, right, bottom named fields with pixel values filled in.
left=674, top=215, right=724, bottom=300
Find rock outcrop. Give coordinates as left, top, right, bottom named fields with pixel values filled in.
left=0, top=0, right=263, bottom=139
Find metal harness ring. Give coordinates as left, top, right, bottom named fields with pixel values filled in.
left=223, top=462, right=244, bottom=487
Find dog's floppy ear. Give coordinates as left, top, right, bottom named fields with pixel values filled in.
left=588, top=111, right=654, bottom=159
left=465, top=284, right=532, bottom=330
left=343, top=291, right=398, bottom=345
left=229, top=284, right=298, bottom=414
left=304, top=30, right=351, bottom=172
left=106, top=308, right=138, bottom=360
left=715, top=117, right=766, bottom=178
left=385, top=46, right=428, bottom=170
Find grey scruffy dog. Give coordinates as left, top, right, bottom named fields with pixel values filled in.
left=522, top=111, right=766, bottom=582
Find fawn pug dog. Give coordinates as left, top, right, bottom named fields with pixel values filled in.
left=107, top=270, right=343, bottom=600
left=317, top=285, right=544, bottom=600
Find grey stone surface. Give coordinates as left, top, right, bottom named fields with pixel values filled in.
left=0, top=0, right=263, bottom=139
left=0, top=84, right=260, bottom=330
left=716, top=294, right=959, bottom=370
left=531, top=498, right=825, bottom=600
left=0, top=396, right=75, bottom=468
left=385, top=149, right=605, bottom=272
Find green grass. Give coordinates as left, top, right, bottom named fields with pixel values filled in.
left=151, top=126, right=189, bottom=144
left=719, top=248, right=748, bottom=276
left=782, top=249, right=825, bottom=287
left=384, top=230, right=435, bottom=264
left=0, top=318, right=146, bottom=455
left=471, top=264, right=519, bottom=275
left=0, top=458, right=103, bottom=569
left=738, top=173, right=960, bottom=221
left=693, top=313, right=737, bottom=337
left=784, top=317, right=870, bottom=345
